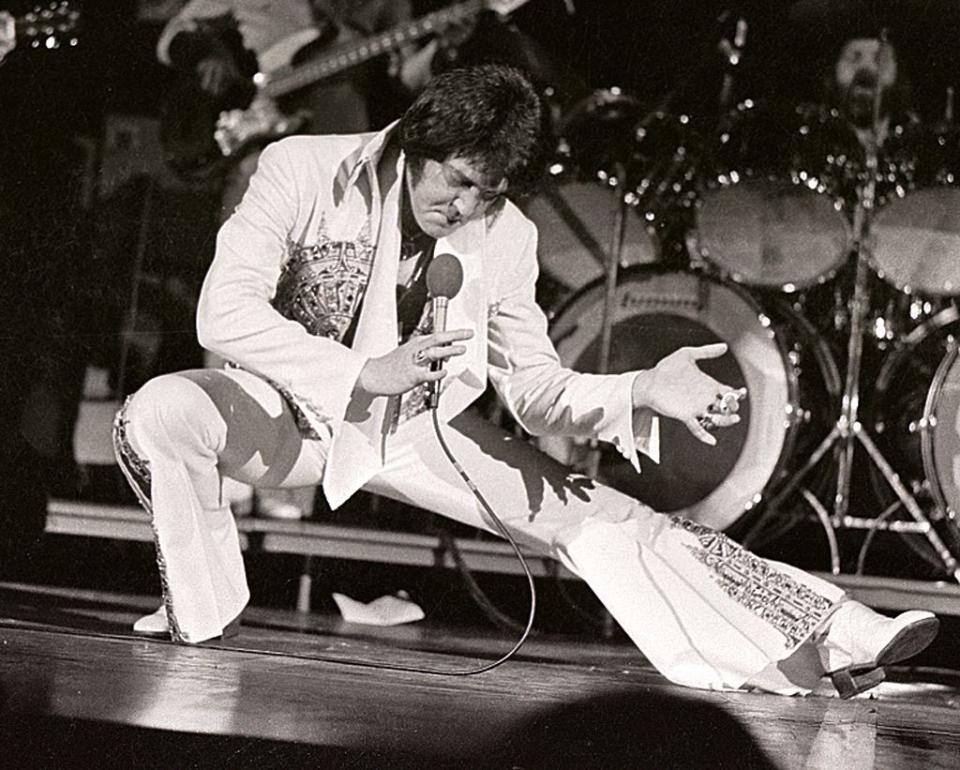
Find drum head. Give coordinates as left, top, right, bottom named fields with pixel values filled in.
left=872, top=188, right=960, bottom=295
left=697, top=178, right=849, bottom=290
left=523, top=180, right=657, bottom=292
left=928, top=346, right=960, bottom=516
left=544, top=267, right=792, bottom=529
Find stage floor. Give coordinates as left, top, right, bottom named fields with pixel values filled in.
left=0, top=582, right=958, bottom=769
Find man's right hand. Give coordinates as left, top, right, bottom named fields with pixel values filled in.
left=196, top=55, right=240, bottom=97
left=0, top=12, right=16, bottom=64
left=355, top=329, right=474, bottom=396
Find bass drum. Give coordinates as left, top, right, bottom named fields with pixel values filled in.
left=541, top=266, right=841, bottom=529
left=871, top=306, right=960, bottom=568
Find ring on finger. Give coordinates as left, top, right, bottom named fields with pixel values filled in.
left=414, top=348, right=428, bottom=365
left=708, top=392, right=738, bottom=417
left=720, top=390, right=741, bottom=411
left=697, top=413, right=718, bottom=432
left=706, top=397, right=726, bottom=416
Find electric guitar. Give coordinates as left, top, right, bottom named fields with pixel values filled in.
left=11, top=1, right=79, bottom=51
left=160, top=0, right=531, bottom=180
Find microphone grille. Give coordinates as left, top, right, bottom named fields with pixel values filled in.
left=426, top=253, right=464, bottom=299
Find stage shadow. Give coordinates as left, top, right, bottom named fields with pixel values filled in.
left=477, top=689, right=778, bottom=769
left=0, top=689, right=778, bottom=770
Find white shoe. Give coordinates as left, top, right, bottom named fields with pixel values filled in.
left=132, top=605, right=241, bottom=641
left=817, top=601, right=939, bottom=698
left=132, top=605, right=170, bottom=637
left=256, top=498, right=304, bottom=520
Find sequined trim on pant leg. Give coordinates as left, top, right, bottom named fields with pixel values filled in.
left=112, top=397, right=186, bottom=643
left=670, top=516, right=835, bottom=648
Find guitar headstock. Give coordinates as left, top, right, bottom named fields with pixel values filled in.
left=483, top=0, right=533, bottom=17
left=16, top=2, right=79, bottom=50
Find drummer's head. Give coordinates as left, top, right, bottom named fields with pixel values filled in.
left=832, top=37, right=900, bottom=127
left=398, top=63, right=546, bottom=220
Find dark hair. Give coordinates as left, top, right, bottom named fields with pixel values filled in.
left=398, top=64, right=546, bottom=196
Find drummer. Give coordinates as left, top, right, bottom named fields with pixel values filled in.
left=827, top=35, right=915, bottom=150
left=798, top=23, right=922, bottom=208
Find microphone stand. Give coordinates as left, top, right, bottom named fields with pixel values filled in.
left=756, top=35, right=959, bottom=581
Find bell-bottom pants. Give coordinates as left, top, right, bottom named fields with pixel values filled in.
left=114, top=366, right=845, bottom=693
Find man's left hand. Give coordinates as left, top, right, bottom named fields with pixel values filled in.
left=631, top=343, right=746, bottom=446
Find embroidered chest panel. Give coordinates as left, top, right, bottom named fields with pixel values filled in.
left=273, top=220, right=375, bottom=343
left=670, top=516, right=834, bottom=648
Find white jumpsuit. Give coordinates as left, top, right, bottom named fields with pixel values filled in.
left=115, top=126, right=843, bottom=693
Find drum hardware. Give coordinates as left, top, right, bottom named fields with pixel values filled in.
left=752, top=52, right=960, bottom=581
left=544, top=265, right=840, bottom=532
left=583, top=160, right=631, bottom=486
left=541, top=25, right=850, bottom=534
left=525, top=87, right=664, bottom=298
left=868, top=308, right=960, bottom=575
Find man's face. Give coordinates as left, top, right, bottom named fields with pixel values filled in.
left=405, top=157, right=508, bottom=239
left=834, top=38, right=898, bottom=125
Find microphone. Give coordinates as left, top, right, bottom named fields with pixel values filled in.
left=425, top=253, right=464, bottom=410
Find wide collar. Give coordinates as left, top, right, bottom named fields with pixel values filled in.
left=332, top=120, right=400, bottom=207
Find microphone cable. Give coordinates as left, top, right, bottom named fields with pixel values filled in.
left=23, top=249, right=538, bottom=676
left=215, top=411, right=537, bottom=677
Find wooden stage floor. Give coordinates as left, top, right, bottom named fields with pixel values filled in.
left=0, top=583, right=958, bottom=769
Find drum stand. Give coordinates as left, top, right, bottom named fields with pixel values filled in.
left=760, top=140, right=960, bottom=582
left=584, top=164, right=631, bottom=481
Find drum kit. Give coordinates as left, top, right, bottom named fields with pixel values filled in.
left=526, top=41, right=960, bottom=581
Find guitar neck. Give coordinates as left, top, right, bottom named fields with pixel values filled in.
left=263, top=0, right=483, bottom=99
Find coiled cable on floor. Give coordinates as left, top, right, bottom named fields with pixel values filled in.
left=212, top=411, right=537, bottom=676
left=214, top=411, right=537, bottom=676
left=228, top=411, right=537, bottom=676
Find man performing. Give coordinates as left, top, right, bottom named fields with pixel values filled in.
left=114, top=63, right=938, bottom=698
left=156, top=0, right=439, bottom=519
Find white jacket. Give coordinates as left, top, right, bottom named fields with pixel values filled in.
left=197, top=124, right=658, bottom=508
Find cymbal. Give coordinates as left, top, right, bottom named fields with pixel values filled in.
left=559, top=89, right=643, bottom=137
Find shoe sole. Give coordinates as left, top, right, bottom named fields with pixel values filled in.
left=875, top=615, right=940, bottom=668
left=829, top=614, right=939, bottom=699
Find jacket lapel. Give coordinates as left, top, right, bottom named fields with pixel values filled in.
left=323, top=150, right=403, bottom=508
left=324, top=150, right=491, bottom=506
